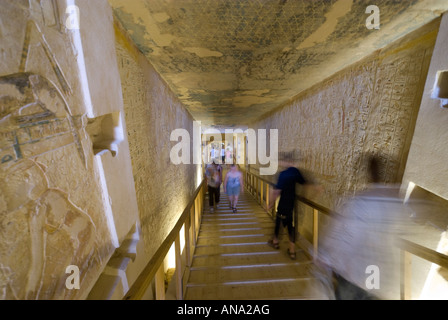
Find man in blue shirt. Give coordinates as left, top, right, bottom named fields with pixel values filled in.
left=267, top=151, right=321, bottom=259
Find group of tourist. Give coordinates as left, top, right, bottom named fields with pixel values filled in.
left=205, top=161, right=243, bottom=214
left=204, top=150, right=414, bottom=299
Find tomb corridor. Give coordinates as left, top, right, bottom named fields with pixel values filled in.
left=1, top=0, right=448, bottom=301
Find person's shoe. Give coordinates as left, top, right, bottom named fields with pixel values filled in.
left=287, top=248, right=296, bottom=260
left=267, top=239, right=280, bottom=249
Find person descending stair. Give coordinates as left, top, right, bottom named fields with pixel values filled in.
left=223, top=164, right=244, bottom=213
left=267, top=151, right=323, bottom=260
left=205, top=160, right=222, bottom=213
left=184, top=182, right=331, bottom=300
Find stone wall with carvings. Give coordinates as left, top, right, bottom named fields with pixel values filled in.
left=114, top=25, right=200, bottom=261
left=404, top=14, right=448, bottom=202
left=250, top=19, right=440, bottom=210
left=0, top=0, right=138, bottom=299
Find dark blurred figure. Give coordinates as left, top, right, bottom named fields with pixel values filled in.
left=205, top=159, right=222, bottom=213
left=267, top=151, right=323, bottom=260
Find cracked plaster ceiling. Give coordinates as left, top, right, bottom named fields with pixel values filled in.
left=109, top=0, right=448, bottom=127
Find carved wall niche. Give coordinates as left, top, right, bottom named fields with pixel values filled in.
left=86, top=112, right=124, bottom=157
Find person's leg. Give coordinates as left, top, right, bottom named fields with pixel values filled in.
left=216, top=185, right=221, bottom=207
left=285, top=215, right=296, bottom=259
left=268, top=215, right=281, bottom=249
left=233, top=193, right=239, bottom=212
left=208, top=186, right=214, bottom=207
left=209, top=186, right=216, bottom=212
left=228, top=186, right=235, bottom=208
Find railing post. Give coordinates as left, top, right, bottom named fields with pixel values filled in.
left=252, top=174, right=255, bottom=197
left=274, top=195, right=279, bottom=214
left=254, top=176, right=257, bottom=199
left=401, top=250, right=412, bottom=300
left=198, top=185, right=201, bottom=221
left=254, top=175, right=256, bottom=197
left=194, top=197, right=199, bottom=239
left=249, top=174, right=252, bottom=194
left=260, top=181, right=264, bottom=206
left=191, top=204, right=196, bottom=248
left=155, top=264, right=165, bottom=300
left=313, top=209, right=319, bottom=260
left=199, top=187, right=203, bottom=217
left=266, top=184, right=269, bottom=212
left=175, top=234, right=183, bottom=300
left=256, top=177, right=258, bottom=201
left=185, top=209, right=191, bottom=268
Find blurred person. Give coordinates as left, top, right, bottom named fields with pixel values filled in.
left=209, top=145, right=215, bottom=162
left=225, top=145, right=232, bottom=165
left=224, top=164, right=244, bottom=213
left=205, top=159, right=222, bottom=213
left=266, top=151, right=323, bottom=260
left=221, top=144, right=226, bottom=164
left=318, top=155, right=413, bottom=300
left=216, top=160, right=223, bottom=206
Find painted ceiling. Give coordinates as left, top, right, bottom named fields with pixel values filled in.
left=109, top=0, right=448, bottom=126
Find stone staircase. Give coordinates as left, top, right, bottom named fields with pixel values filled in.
left=184, top=188, right=331, bottom=300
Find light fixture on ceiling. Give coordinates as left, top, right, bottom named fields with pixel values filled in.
left=431, top=70, right=448, bottom=109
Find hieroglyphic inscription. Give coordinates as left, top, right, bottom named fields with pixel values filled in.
left=366, top=49, right=429, bottom=184
left=252, top=33, right=435, bottom=209
left=115, top=35, right=197, bottom=252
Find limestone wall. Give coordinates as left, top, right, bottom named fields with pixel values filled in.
left=114, top=21, right=200, bottom=288
left=401, top=13, right=448, bottom=300
left=0, top=0, right=138, bottom=299
left=403, top=14, right=448, bottom=202
left=250, top=18, right=440, bottom=210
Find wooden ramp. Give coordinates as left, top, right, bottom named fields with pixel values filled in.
left=184, top=188, right=331, bottom=300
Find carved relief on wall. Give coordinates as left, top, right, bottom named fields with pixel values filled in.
left=0, top=1, right=102, bottom=299
left=252, top=29, right=436, bottom=211
left=0, top=159, right=96, bottom=299
left=0, top=73, right=86, bottom=167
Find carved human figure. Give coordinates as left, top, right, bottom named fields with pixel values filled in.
left=0, top=73, right=95, bottom=299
